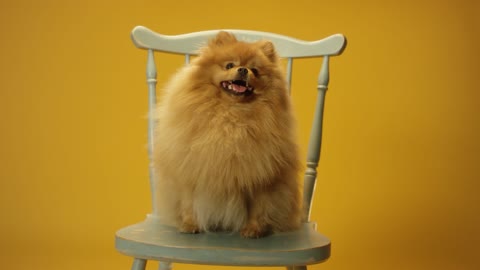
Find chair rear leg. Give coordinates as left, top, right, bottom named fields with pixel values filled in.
left=159, top=262, right=172, bottom=270
left=131, top=258, right=147, bottom=270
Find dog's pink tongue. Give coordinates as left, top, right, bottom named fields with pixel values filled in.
left=232, top=84, right=247, bottom=93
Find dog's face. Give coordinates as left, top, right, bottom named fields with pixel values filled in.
left=190, top=31, right=286, bottom=101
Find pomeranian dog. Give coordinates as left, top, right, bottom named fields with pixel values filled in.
left=153, top=31, right=302, bottom=238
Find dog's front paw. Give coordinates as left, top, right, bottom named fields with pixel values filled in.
left=240, top=223, right=269, bottom=238
left=178, top=220, right=202, bottom=234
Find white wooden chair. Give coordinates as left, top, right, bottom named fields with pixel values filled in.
left=115, top=26, right=347, bottom=270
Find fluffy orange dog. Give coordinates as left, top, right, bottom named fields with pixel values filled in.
left=153, top=31, right=301, bottom=238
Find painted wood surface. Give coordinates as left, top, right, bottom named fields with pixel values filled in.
left=116, top=216, right=330, bottom=266
left=146, top=49, right=158, bottom=215
left=131, top=26, right=346, bottom=58
left=303, top=56, right=330, bottom=221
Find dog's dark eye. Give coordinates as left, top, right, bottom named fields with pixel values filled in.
left=251, top=68, right=259, bottom=76
left=226, top=63, right=235, bottom=69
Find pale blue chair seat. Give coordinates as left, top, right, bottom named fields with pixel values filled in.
left=115, top=26, right=347, bottom=270
left=116, top=216, right=329, bottom=267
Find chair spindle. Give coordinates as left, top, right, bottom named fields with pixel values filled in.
left=146, top=49, right=158, bottom=214
left=303, top=56, right=329, bottom=221
left=286, top=58, right=293, bottom=94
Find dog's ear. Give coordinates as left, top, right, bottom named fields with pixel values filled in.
left=210, top=31, right=237, bottom=46
left=258, top=40, right=278, bottom=63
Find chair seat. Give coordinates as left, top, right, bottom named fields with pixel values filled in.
left=115, top=216, right=331, bottom=266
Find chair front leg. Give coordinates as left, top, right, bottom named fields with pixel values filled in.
left=286, top=266, right=307, bottom=270
left=131, top=258, right=147, bottom=270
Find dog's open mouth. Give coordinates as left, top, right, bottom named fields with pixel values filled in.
left=221, top=80, right=254, bottom=96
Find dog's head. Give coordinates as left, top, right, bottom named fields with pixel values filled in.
left=190, top=31, right=287, bottom=102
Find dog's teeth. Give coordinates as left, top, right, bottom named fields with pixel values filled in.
left=228, top=84, right=232, bottom=90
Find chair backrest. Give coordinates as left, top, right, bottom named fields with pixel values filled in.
left=131, top=26, right=347, bottom=222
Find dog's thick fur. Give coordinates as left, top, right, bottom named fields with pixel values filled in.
left=153, top=31, right=302, bottom=238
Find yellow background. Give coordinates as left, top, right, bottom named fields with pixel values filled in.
left=1, top=0, right=479, bottom=269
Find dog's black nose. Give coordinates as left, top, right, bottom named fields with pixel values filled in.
left=237, top=67, right=248, bottom=76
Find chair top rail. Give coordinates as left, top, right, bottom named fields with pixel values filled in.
left=131, top=26, right=346, bottom=58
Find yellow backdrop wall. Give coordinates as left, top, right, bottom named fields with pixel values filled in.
left=1, top=0, right=479, bottom=269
